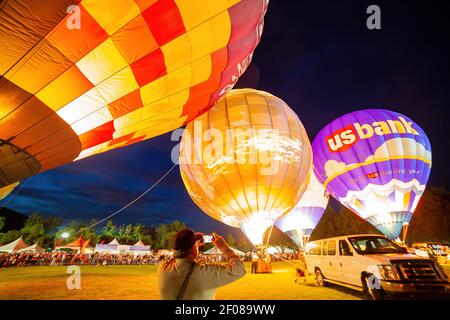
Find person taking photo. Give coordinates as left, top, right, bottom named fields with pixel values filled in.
left=157, top=229, right=246, bottom=300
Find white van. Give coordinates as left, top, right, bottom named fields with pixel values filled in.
left=305, top=234, right=450, bottom=299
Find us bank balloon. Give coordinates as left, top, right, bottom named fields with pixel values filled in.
left=275, top=173, right=329, bottom=247
left=0, top=0, right=268, bottom=191
left=179, top=89, right=312, bottom=246
left=312, top=109, right=432, bottom=239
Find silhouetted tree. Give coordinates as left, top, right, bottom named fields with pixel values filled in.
left=406, top=187, right=450, bottom=244
left=0, top=230, right=21, bottom=245
left=0, top=216, right=5, bottom=231
left=19, top=213, right=62, bottom=248
left=310, top=206, right=381, bottom=241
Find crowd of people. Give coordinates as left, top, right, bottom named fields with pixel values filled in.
left=0, top=251, right=167, bottom=268
left=0, top=249, right=300, bottom=268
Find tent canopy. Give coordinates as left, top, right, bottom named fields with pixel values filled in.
left=19, top=242, right=44, bottom=252
left=0, top=237, right=29, bottom=253
left=108, top=238, right=120, bottom=245
left=203, top=246, right=244, bottom=255
left=55, top=236, right=92, bottom=250
left=133, top=239, right=145, bottom=246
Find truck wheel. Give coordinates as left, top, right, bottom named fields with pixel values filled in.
left=315, top=269, right=328, bottom=287
left=363, top=275, right=385, bottom=300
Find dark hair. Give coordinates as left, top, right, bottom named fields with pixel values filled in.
left=173, top=228, right=198, bottom=258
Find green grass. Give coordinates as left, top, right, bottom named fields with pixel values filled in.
left=1, top=263, right=448, bottom=300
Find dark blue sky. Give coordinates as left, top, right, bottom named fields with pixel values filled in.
left=3, top=1, right=450, bottom=236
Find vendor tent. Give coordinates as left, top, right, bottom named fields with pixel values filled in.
left=130, top=239, right=151, bottom=255
left=203, top=247, right=244, bottom=256
left=0, top=237, right=29, bottom=253
left=55, top=236, right=92, bottom=252
left=133, top=239, right=145, bottom=246
left=55, top=235, right=84, bottom=250
left=19, top=242, right=44, bottom=252
left=108, top=238, right=120, bottom=245
left=95, top=238, right=122, bottom=253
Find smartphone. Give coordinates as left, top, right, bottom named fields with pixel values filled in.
left=203, top=235, right=213, bottom=243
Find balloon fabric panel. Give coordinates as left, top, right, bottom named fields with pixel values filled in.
left=0, top=0, right=269, bottom=188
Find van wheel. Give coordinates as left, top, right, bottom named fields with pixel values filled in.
left=363, top=275, right=385, bottom=300
left=315, top=269, right=328, bottom=287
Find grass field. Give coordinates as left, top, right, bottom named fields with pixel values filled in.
left=1, top=263, right=449, bottom=300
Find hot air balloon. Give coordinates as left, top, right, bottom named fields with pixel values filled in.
left=312, top=109, right=432, bottom=240
left=275, top=173, right=329, bottom=248
left=0, top=0, right=268, bottom=191
left=0, top=183, right=19, bottom=201
left=179, top=89, right=312, bottom=246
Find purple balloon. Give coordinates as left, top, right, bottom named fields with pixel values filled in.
left=312, top=109, right=432, bottom=239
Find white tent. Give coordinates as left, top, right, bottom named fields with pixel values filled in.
left=203, top=247, right=244, bottom=256
left=266, top=246, right=294, bottom=254
left=95, top=239, right=120, bottom=253
left=130, top=239, right=151, bottom=255
left=108, top=238, right=120, bottom=245
left=19, top=242, right=44, bottom=252
left=0, top=237, right=29, bottom=253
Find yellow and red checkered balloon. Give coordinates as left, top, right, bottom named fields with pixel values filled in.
left=0, top=0, right=268, bottom=189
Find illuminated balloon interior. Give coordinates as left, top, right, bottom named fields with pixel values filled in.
left=275, top=173, right=329, bottom=247
left=179, top=89, right=312, bottom=246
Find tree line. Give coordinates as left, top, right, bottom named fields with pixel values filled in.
left=0, top=215, right=253, bottom=251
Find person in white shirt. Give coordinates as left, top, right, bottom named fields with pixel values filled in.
left=157, top=229, right=246, bottom=300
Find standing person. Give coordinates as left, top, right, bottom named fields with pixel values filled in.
left=295, top=251, right=308, bottom=284
left=251, top=252, right=259, bottom=274
left=265, top=254, right=272, bottom=273
left=157, top=229, right=246, bottom=300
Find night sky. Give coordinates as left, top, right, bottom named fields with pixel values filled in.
left=3, top=1, right=450, bottom=237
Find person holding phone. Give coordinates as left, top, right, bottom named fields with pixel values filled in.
left=157, top=228, right=246, bottom=300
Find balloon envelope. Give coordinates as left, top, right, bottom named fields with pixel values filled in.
left=179, top=89, right=312, bottom=246
left=312, top=109, right=432, bottom=239
left=0, top=183, right=19, bottom=201
left=0, top=0, right=268, bottom=189
left=275, top=173, right=329, bottom=247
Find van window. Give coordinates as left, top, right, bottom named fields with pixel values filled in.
left=307, top=242, right=321, bottom=255
left=349, top=236, right=406, bottom=254
left=339, top=240, right=353, bottom=256
left=328, top=240, right=336, bottom=255
left=322, top=241, right=328, bottom=255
